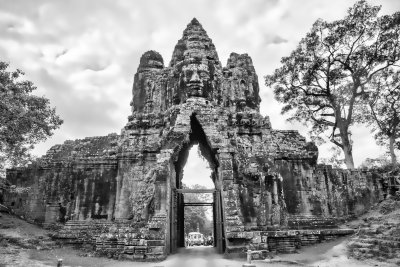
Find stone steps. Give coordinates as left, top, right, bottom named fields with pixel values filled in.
left=267, top=237, right=296, bottom=253
left=349, top=235, right=400, bottom=261
left=288, top=215, right=338, bottom=229
left=55, top=220, right=122, bottom=245
left=300, top=234, right=319, bottom=246
left=64, top=220, right=115, bottom=227
left=259, top=229, right=355, bottom=254
left=351, top=237, right=400, bottom=248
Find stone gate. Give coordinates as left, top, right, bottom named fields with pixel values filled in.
left=5, top=18, right=385, bottom=260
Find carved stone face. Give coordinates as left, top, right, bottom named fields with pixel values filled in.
left=182, top=63, right=210, bottom=97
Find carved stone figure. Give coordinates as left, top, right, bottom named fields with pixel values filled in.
left=4, top=18, right=385, bottom=260
left=181, top=62, right=210, bottom=97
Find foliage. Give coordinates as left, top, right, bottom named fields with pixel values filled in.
left=184, top=203, right=210, bottom=233
left=182, top=183, right=213, bottom=234
left=0, top=61, right=63, bottom=168
left=318, top=146, right=346, bottom=168
left=359, top=153, right=393, bottom=168
left=362, top=68, right=400, bottom=165
left=265, top=0, right=400, bottom=169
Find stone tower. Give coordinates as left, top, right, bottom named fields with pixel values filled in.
left=118, top=18, right=273, bottom=222
left=5, top=18, right=382, bottom=259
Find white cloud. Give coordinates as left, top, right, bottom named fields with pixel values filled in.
left=0, top=0, right=399, bottom=168
left=182, top=145, right=214, bottom=188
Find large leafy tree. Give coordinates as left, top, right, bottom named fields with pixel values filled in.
left=364, top=68, right=400, bottom=166
left=184, top=201, right=208, bottom=233
left=265, top=1, right=400, bottom=169
left=0, top=61, right=63, bottom=169
left=183, top=184, right=213, bottom=234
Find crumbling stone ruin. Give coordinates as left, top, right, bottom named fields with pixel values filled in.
left=348, top=196, right=400, bottom=265
left=4, top=18, right=388, bottom=260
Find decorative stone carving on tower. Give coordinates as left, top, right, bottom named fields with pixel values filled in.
left=5, top=18, right=384, bottom=260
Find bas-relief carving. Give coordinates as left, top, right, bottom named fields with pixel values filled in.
left=181, top=62, right=210, bottom=98
left=4, top=18, right=385, bottom=259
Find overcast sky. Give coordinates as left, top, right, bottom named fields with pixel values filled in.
left=1, top=0, right=400, bottom=185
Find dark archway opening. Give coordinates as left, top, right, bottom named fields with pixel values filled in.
left=171, top=113, right=225, bottom=253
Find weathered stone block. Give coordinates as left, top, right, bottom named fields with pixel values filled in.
left=147, top=246, right=164, bottom=254
left=221, top=170, right=234, bottom=180
left=147, top=240, right=165, bottom=246
left=220, top=159, right=233, bottom=170
left=226, top=231, right=253, bottom=239
left=226, top=226, right=244, bottom=232
left=134, top=246, right=147, bottom=254
left=3, top=17, right=386, bottom=261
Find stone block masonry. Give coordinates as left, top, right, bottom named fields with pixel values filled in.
left=4, top=18, right=387, bottom=260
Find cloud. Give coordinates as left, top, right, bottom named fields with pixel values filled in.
left=0, top=0, right=399, bottom=168
left=263, top=34, right=288, bottom=45
left=182, top=145, right=214, bottom=188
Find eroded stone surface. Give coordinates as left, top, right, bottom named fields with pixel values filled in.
left=4, top=18, right=387, bottom=259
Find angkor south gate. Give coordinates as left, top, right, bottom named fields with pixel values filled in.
left=4, top=18, right=386, bottom=260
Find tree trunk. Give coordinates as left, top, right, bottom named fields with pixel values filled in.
left=342, top=142, right=355, bottom=169
left=389, top=135, right=397, bottom=166
left=336, top=119, right=355, bottom=169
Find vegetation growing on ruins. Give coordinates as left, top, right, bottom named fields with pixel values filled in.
left=183, top=184, right=213, bottom=234
left=266, top=0, right=400, bottom=169
left=362, top=68, right=400, bottom=166
left=0, top=61, right=63, bottom=171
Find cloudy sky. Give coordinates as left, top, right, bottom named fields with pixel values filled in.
left=1, top=0, right=399, bottom=184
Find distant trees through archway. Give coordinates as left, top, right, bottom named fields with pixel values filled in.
left=182, top=144, right=214, bottom=243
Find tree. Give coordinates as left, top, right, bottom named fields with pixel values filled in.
left=360, top=154, right=391, bottom=168
left=184, top=202, right=208, bottom=233
left=318, top=146, right=346, bottom=168
left=0, top=61, right=63, bottom=168
left=364, top=68, right=400, bottom=166
left=183, top=183, right=213, bottom=234
left=265, top=1, right=400, bottom=169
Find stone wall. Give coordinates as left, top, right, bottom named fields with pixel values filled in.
left=5, top=134, right=119, bottom=223
left=221, top=160, right=386, bottom=254
left=276, top=162, right=384, bottom=218
left=3, top=18, right=388, bottom=259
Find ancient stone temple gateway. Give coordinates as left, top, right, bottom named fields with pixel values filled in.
left=5, top=19, right=385, bottom=260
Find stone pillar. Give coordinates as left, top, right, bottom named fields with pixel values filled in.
left=218, top=149, right=244, bottom=234
left=259, top=174, right=267, bottom=226
left=271, top=177, right=281, bottom=226
left=154, top=180, right=167, bottom=214
left=114, top=163, right=136, bottom=219
left=45, top=203, right=60, bottom=224
left=160, top=183, right=167, bottom=212
left=273, top=178, right=278, bottom=205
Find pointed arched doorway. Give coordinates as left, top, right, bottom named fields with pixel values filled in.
left=169, top=113, right=225, bottom=254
